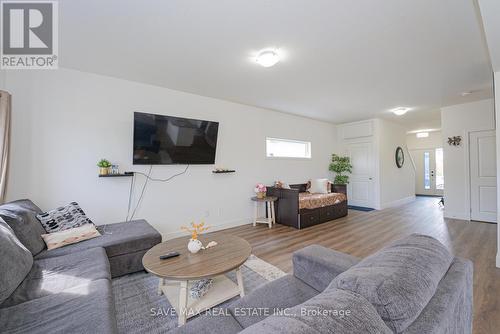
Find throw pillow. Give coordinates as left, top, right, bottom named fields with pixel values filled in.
left=0, top=217, right=34, bottom=305
left=41, top=224, right=101, bottom=251
left=37, top=202, right=94, bottom=233
left=0, top=199, right=47, bottom=255
left=309, top=179, right=329, bottom=194
left=275, top=181, right=291, bottom=189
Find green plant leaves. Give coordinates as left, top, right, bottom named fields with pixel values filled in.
left=329, top=154, right=353, bottom=184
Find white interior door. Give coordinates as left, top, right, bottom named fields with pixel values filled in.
left=347, top=142, right=375, bottom=208
left=470, top=131, right=497, bottom=223
left=410, top=148, right=444, bottom=196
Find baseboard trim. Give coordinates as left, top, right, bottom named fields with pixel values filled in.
left=161, top=217, right=252, bottom=241
left=380, top=195, right=416, bottom=210
left=443, top=210, right=470, bottom=221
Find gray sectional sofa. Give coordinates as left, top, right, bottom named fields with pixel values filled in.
left=0, top=199, right=162, bottom=334
left=174, top=234, right=473, bottom=334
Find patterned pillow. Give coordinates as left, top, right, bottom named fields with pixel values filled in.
left=37, top=202, right=93, bottom=233
left=41, top=224, right=101, bottom=250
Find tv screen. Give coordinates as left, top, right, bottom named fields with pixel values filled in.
left=133, top=112, right=219, bottom=165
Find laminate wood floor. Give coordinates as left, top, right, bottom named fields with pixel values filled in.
left=225, top=197, right=500, bottom=334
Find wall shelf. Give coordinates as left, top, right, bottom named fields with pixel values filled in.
left=99, top=173, right=134, bottom=177
left=212, top=170, right=236, bottom=174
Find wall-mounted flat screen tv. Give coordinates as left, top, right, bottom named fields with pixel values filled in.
left=133, top=112, right=219, bottom=165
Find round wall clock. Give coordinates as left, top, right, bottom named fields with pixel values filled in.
left=395, top=147, right=404, bottom=168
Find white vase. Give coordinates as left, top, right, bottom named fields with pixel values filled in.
left=188, top=238, right=203, bottom=254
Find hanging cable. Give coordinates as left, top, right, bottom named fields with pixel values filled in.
left=127, top=165, right=190, bottom=221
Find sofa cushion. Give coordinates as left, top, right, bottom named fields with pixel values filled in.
left=35, top=219, right=161, bottom=260
left=293, top=244, right=360, bottom=292
left=0, top=279, right=117, bottom=334
left=330, top=233, right=454, bottom=333
left=1, top=247, right=110, bottom=307
left=0, top=199, right=46, bottom=255
left=169, top=313, right=243, bottom=334
left=239, top=288, right=392, bottom=334
left=229, top=274, right=319, bottom=328
left=0, top=218, right=33, bottom=305
left=402, top=257, right=473, bottom=334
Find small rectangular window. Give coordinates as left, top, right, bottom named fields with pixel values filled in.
left=266, top=137, right=311, bottom=159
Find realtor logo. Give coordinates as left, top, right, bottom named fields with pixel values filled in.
left=1, top=1, right=58, bottom=69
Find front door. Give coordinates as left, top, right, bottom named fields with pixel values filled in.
left=410, top=148, right=444, bottom=196
left=470, top=130, right=497, bottom=223
left=347, top=142, right=375, bottom=208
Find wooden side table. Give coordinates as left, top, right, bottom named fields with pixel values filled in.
left=251, top=196, right=278, bottom=228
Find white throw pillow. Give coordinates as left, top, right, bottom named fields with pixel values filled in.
left=41, top=224, right=101, bottom=250
left=309, top=178, right=330, bottom=194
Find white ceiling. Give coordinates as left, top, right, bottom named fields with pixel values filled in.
left=59, top=0, right=493, bottom=126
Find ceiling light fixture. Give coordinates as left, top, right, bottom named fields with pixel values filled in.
left=391, top=107, right=410, bottom=116
left=416, top=132, right=429, bottom=138
left=255, top=49, right=280, bottom=67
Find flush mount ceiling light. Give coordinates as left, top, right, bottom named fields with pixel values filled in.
left=416, top=132, right=429, bottom=138
left=255, top=49, right=280, bottom=67
left=391, top=107, right=410, bottom=116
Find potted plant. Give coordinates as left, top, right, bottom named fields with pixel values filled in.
left=254, top=183, right=267, bottom=199
left=97, top=159, right=112, bottom=176
left=329, top=154, right=353, bottom=191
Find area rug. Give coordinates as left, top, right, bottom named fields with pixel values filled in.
left=112, top=255, right=286, bottom=334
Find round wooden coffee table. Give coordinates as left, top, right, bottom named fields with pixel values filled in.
left=142, top=233, right=251, bottom=326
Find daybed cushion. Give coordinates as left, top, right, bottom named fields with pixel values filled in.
left=0, top=218, right=33, bottom=305
left=298, top=192, right=346, bottom=210
left=0, top=279, right=117, bottom=334
left=169, top=313, right=243, bottom=334
left=330, top=233, right=454, bottom=333
left=35, top=219, right=161, bottom=260
left=229, top=274, right=319, bottom=328
left=0, top=199, right=46, bottom=255
left=240, top=288, right=392, bottom=334
left=1, top=247, right=110, bottom=307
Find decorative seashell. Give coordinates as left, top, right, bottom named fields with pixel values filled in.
left=205, top=241, right=218, bottom=249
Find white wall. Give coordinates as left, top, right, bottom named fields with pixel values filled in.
left=3, top=69, right=339, bottom=239
left=337, top=118, right=415, bottom=210
left=441, top=99, right=495, bottom=220
left=377, top=119, right=415, bottom=208
left=406, top=131, right=442, bottom=150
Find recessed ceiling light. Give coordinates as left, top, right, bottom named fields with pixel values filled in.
left=391, top=107, right=410, bottom=116
left=255, top=49, right=280, bottom=67
left=416, top=132, right=429, bottom=138
left=461, top=91, right=473, bottom=97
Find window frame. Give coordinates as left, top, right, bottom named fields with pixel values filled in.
left=265, top=137, right=312, bottom=160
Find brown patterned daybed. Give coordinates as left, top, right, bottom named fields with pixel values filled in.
left=267, top=183, right=348, bottom=229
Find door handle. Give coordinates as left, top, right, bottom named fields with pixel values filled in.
left=369, top=177, right=373, bottom=180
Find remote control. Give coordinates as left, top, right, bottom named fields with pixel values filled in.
left=159, top=251, right=180, bottom=260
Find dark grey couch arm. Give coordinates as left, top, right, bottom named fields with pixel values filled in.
left=292, top=245, right=360, bottom=291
